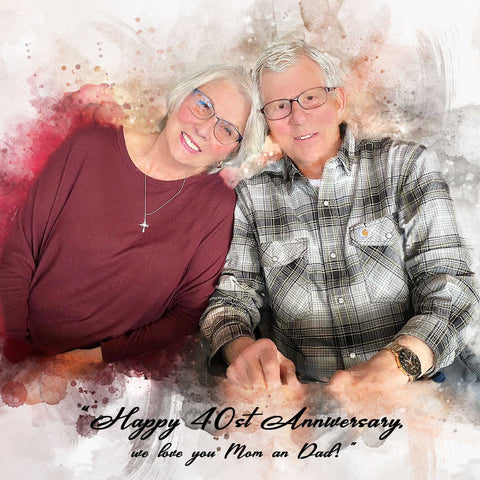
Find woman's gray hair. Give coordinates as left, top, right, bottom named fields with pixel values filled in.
left=253, top=40, right=343, bottom=93
left=159, top=64, right=266, bottom=172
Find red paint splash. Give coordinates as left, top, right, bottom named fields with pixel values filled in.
left=1, top=380, right=28, bottom=407
left=0, top=82, right=126, bottom=343
left=0, top=83, right=126, bottom=251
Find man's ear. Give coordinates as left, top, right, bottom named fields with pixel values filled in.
left=334, top=87, right=347, bottom=118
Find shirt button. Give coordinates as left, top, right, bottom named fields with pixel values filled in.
left=385, top=232, right=393, bottom=239
left=272, top=256, right=278, bottom=262
left=330, top=252, right=337, bottom=259
left=349, top=352, right=356, bottom=359
left=323, top=200, right=329, bottom=206
left=337, top=297, right=345, bottom=304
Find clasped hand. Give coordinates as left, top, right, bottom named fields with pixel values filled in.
left=223, top=338, right=410, bottom=398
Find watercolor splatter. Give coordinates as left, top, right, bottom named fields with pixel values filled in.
left=1, top=380, right=27, bottom=407
left=76, top=414, right=98, bottom=438
left=0, top=83, right=126, bottom=248
left=0, top=0, right=479, bottom=479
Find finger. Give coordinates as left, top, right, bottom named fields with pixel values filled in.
left=226, top=362, right=252, bottom=390
left=245, top=357, right=268, bottom=389
left=279, top=359, right=299, bottom=387
left=228, top=353, right=265, bottom=390
left=258, top=347, right=281, bottom=389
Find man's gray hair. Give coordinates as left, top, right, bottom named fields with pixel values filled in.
left=159, top=64, right=266, bottom=172
left=253, top=40, right=343, bottom=92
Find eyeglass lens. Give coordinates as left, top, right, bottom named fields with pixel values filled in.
left=263, top=87, right=330, bottom=120
left=189, top=90, right=241, bottom=144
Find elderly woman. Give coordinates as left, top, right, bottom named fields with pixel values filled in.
left=0, top=65, right=265, bottom=363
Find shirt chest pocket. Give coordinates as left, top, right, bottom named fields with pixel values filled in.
left=260, top=238, right=312, bottom=321
left=349, top=216, right=410, bottom=304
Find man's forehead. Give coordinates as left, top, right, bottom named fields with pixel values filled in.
left=260, top=56, right=326, bottom=101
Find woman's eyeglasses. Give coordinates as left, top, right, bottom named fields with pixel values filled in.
left=188, top=89, right=243, bottom=145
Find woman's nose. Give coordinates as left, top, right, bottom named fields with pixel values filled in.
left=193, top=116, right=215, bottom=140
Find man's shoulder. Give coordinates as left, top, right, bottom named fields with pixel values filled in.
left=350, top=134, right=428, bottom=176
left=355, top=135, right=425, bottom=158
left=235, top=159, right=287, bottom=190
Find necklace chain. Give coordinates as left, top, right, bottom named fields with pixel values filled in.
left=140, top=174, right=186, bottom=232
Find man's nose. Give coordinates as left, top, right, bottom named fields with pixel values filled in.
left=289, top=100, right=307, bottom=125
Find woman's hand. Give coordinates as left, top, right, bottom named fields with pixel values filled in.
left=9, top=347, right=104, bottom=406
left=55, top=346, right=104, bottom=364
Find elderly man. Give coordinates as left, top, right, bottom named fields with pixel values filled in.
left=200, top=41, right=478, bottom=391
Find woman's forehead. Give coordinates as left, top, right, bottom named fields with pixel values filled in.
left=197, top=79, right=250, bottom=128
left=197, top=79, right=243, bottom=101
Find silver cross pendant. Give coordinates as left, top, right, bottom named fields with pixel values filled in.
left=140, top=220, right=150, bottom=233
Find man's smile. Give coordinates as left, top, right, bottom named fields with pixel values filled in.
left=294, top=132, right=318, bottom=141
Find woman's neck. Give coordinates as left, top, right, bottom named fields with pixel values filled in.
left=124, top=128, right=201, bottom=181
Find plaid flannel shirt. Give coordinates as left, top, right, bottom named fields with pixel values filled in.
left=200, top=125, right=478, bottom=381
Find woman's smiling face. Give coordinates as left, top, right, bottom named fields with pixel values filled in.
left=162, top=79, right=250, bottom=176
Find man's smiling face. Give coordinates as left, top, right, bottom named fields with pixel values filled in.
left=260, top=55, right=345, bottom=178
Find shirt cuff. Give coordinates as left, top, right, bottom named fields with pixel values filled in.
left=200, top=305, right=255, bottom=365
left=396, top=314, right=462, bottom=373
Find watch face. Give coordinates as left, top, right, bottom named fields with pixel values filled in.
left=398, top=349, right=422, bottom=377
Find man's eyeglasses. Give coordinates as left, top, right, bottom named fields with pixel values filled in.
left=261, top=86, right=337, bottom=121
left=188, top=89, right=243, bottom=145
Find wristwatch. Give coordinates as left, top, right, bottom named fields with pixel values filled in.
left=383, top=342, right=422, bottom=381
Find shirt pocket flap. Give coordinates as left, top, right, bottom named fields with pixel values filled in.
left=349, top=216, right=399, bottom=247
left=261, top=238, right=308, bottom=266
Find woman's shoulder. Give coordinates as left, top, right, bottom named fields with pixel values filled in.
left=185, top=173, right=236, bottom=223
left=199, top=172, right=236, bottom=202
left=41, top=124, right=122, bottom=177
left=66, top=123, right=120, bottom=148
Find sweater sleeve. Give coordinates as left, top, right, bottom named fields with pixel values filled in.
left=0, top=135, right=75, bottom=352
left=100, top=191, right=236, bottom=361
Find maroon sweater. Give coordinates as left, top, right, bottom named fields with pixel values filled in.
left=0, top=126, right=235, bottom=361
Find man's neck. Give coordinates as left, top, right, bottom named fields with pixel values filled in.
left=294, top=146, right=339, bottom=179
left=294, top=128, right=344, bottom=179
left=297, top=161, right=327, bottom=179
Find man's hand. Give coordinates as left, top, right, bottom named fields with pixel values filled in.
left=327, top=349, right=409, bottom=394
left=328, top=335, right=433, bottom=394
left=222, top=337, right=299, bottom=390
left=326, top=350, right=410, bottom=416
left=326, top=336, right=434, bottom=415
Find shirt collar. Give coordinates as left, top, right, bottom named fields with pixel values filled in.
left=334, top=123, right=357, bottom=174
